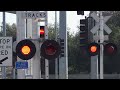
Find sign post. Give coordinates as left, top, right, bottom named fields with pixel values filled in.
left=2, top=12, right=6, bottom=79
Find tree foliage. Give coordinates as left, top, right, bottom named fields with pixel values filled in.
left=103, top=11, right=120, bottom=73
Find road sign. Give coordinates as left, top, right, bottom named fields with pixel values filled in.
left=90, top=12, right=112, bottom=34
left=0, top=37, right=12, bottom=66
left=21, top=11, right=47, bottom=19
left=15, top=61, right=28, bottom=69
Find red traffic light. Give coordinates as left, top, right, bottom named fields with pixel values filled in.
left=87, top=43, right=100, bottom=56
left=41, top=40, right=61, bottom=60
left=40, top=26, right=45, bottom=38
left=90, top=46, right=97, bottom=53
left=16, top=39, right=36, bottom=60
left=104, top=43, right=117, bottom=56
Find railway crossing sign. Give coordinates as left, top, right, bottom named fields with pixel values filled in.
left=0, top=37, right=12, bottom=66
left=90, top=12, right=112, bottom=34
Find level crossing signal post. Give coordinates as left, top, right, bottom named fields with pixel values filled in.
left=16, top=11, right=47, bottom=79
left=15, top=11, right=65, bottom=79
left=78, top=11, right=118, bottom=79
left=88, top=11, right=118, bottom=79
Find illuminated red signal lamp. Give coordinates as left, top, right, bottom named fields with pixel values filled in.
left=40, top=26, right=45, bottom=38
left=87, top=43, right=100, bottom=56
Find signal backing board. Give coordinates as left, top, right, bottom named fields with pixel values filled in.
left=0, top=37, right=12, bottom=66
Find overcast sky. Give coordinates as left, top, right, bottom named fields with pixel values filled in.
left=0, top=11, right=90, bottom=34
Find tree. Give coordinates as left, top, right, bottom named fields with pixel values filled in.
left=0, top=23, right=16, bottom=37
left=103, top=11, right=120, bottom=73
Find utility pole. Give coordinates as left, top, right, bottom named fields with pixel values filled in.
left=59, top=11, right=68, bottom=79
left=89, top=11, right=111, bottom=79
left=99, top=11, right=104, bottom=79
left=2, top=12, right=6, bottom=79
left=55, top=11, right=59, bottom=79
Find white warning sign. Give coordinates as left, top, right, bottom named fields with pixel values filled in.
left=21, top=11, right=47, bottom=19
left=0, top=37, right=12, bottom=66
